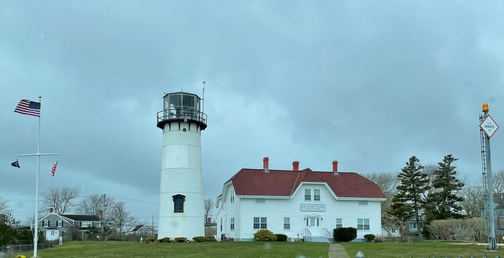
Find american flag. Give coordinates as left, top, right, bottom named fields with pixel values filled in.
left=51, top=160, right=58, bottom=176
left=14, top=99, right=41, bottom=117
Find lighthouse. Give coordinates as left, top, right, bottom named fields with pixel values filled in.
left=157, top=92, right=207, bottom=239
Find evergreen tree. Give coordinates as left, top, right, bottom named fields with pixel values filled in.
left=388, top=193, right=411, bottom=241
left=392, top=156, right=430, bottom=239
left=425, top=154, right=465, bottom=221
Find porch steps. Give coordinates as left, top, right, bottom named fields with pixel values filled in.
left=304, top=235, right=331, bottom=243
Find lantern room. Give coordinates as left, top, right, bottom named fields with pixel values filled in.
left=157, top=92, right=207, bottom=130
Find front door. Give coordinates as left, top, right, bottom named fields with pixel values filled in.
left=307, top=217, right=320, bottom=235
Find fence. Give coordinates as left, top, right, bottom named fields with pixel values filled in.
left=1, top=240, right=59, bottom=257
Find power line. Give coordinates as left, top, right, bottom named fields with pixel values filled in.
left=109, top=194, right=159, bottom=205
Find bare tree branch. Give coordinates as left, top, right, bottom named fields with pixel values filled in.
left=363, top=171, right=399, bottom=234
left=76, top=194, right=116, bottom=221
left=41, top=187, right=82, bottom=214
left=460, top=183, right=485, bottom=218
left=109, top=201, right=138, bottom=234
left=0, top=197, right=11, bottom=214
left=493, top=170, right=504, bottom=195
left=204, top=198, right=215, bottom=223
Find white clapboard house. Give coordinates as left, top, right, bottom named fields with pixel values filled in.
left=215, top=157, right=386, bottom=242
left=35, top=209, right=101, bottom=241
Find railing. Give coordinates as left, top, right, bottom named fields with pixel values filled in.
left=322, top=228, right=332, bottom=239
left=157, top=107, right=207, bottom=127
left=303, top=228, right=312, bottom=242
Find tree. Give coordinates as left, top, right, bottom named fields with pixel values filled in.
left=204, top=198, right=215, bottom=223
left=393, top=156, right=430, bottom=239
left=76, top=194, right=116, bottom=221
left=41, top=186, right=82, bottom=214
left=493, top=169, right=504, bottom=196
left=422, top=155, right=465, bottom=239
left=388, top=193, right=411, bottom=241
left=460, top=183, right=485, bottom=218
left=0, top=213, right=20, bottom=246
left=425, top=155, right=465, bottom=221
left=0, top=197, right=11, bottom=214
left=364, top=171, right=400, bottom=235
left=108, top=202, right=138, bottom=234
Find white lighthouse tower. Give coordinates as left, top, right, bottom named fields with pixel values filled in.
left=157, top=92, right=207, bottom=239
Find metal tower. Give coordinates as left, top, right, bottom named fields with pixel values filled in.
left=479, top=103, right=499, bottom=250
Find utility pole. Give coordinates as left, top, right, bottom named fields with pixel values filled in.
left=101, top=194, right=106, bottom=241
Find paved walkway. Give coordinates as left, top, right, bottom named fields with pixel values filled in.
left=328, top=243, right=350, bottom=258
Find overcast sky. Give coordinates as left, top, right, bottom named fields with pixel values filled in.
left=1, top=1, right=504, bottom=226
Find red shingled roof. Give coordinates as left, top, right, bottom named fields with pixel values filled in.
left=226, top=168, right=386, bottom=198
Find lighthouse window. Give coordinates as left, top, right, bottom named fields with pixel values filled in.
left=172, top=194, right=186, bottom=213
left=183, top=95, right=195, bottom=109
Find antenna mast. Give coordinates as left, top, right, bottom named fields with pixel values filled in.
left=202, top=81, right=206, bottom=113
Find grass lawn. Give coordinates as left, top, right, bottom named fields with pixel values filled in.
left=19, top=241, right=330, bottom=258
left=342, top=241, right=504, bottom=258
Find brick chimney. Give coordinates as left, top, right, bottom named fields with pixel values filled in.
left=292, top=161, right=299, bottom=171
left=332, top=160, right=338, bottom=175
left=50, top=207, right=53, bottom=213
left=263, top=157, right=269, bottom=172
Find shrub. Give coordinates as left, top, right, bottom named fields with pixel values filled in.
left=158, top=237, right=170, bottom=243
left=206, top=236, right=217, bottom=242
left=374, top=235, right=385, bottom=243
left=364, top=234, right=375, bottom=242
left=192, top=236, right=207, bottom=242
left=144, top=237, right=157, bottom=244
left=333, top=227, right=357, bottom=242
left=174, top=237, right=187, bottom=243
left=275, top=234, right=287, bottom=242
left=254, top=229, right=277, bottom=241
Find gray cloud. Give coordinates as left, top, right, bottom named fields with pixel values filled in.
left=1, top=1, right=503, bottom=224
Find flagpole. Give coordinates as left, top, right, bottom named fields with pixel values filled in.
left=13, top=96, right=58, bottom=258
left=34, top=95, right=41, bottom=258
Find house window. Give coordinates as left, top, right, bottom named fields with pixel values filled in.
left=255, top=198, right=265, bottom=203
left=173, top=194, right=186, bottom=213
left=231, top=191, right=235, bottom=203
left=220, top=218, right=222, bottom=231
left=42, top=220, right=47, bottom=227
left=305, top=189, right=311, bottom=201
left=410, top=222, right=417, bottom=230
left=336, top=218, right=343, bottom=228
left=314, top=189, right=320, bottom=201
left=58, top=220, right=63, bottom=227
left=230, top=218, right=235, bottom=230
left=357, top=219, right=370, bottom=230
left=359, top=201, right=368, bottom=205
left=253, top=217, right=267, bottom=229
left=284, top=217, right=290, bottom=230
left=80, top=221, right=94, bottom=228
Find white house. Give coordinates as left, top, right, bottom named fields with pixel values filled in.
left=215, top=157, right=386, bottom=242
left=35, top=210, right=101, bottom=241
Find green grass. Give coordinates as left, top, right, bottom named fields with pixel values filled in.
left=18, top=240, right=504, bottom=258
left=20, top=241, right=330, bottom=258
left=342, top=241, right=504, bottom=258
